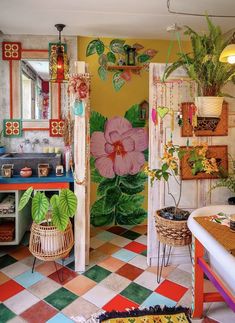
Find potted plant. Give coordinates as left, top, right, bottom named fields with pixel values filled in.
left=0, top=129, right=6, bottom=154
left=18, top=187, right=77, bottom=260
left=163, top=16, right=235, bottom=117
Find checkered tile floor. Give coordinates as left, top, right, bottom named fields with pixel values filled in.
left=0, top=225, right=229, bottom=322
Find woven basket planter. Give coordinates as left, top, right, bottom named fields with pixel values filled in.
left=155, top=209, right=192, bottom=247
left=29, top=220, right=74, bottom=261
left=195, top=96, right=223, bottom=117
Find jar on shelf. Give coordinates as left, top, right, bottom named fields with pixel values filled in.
left=125, top=46, right=136, bottom=66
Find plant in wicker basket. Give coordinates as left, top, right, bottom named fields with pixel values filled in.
left=18, top=187, right=77, bottom=261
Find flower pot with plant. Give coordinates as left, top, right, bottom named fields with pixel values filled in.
left=163, top=16, right=235, bottom=117
left=18, top=187, right=77, bottom=260
left=0, top=129, right=5, bottom=154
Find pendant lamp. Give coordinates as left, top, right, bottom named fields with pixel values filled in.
left=219, top=33, right=235, bottom=64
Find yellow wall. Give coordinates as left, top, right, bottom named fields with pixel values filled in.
left=77, top=36, right=191, bottom=212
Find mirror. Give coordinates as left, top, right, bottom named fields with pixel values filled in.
left=21, top=59, right=50, bottom=120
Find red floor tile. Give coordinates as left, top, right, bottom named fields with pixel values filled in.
left=116, top=263, right=144, bottom=280
left=48, top=267, right=78, bottom=285
left=20, top=300, right=58, bottom=323
left=103, top=294, right=138, bottom=312
left=155, top=279, right=188, bottom=302
left=124, top=241, right=147, bottom=254
left=0, top=279, right=24, bottom=301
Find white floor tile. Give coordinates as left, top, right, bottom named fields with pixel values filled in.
left=4, top=290, right=39, bottom=314
left=134, top=271, right=163, bottom=290
left=83, top=284, right=116, bottom=308
left=129, top=254, right=148, bottom=270
left=207, top=302, right=235, bottom=323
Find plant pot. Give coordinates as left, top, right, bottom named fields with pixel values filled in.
left=155, top=207, right=192, bottom=246
left=0, top=146, right=6, bottom=155
left=195, top=96, right=224, bottom=117
left=29, top=220, right=74, bottom=261
left=228, top=197, right=235, bottom=205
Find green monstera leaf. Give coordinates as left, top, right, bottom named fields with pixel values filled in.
left=31, top=192, right=49, bottom=224
left=104, top=187, right=122, bottom=210
left=90, top=111, right=107, bottom=135
left=96, top=40, right=105, bottom=55
left=59, top=189, right=77, bottom=218
left=86, top=39, right=98, bottom=56
left=110, top=39, right=125, bottom=54
left=50, top=195, right=69, bottom=231
left=119, top=183, right=144, bottom=195
left=124, top=104, right=146, bottom=128
left=117, top=194, right=144, bottom=214
left=18, top=187, right=33, bottom=211
left=91, top=210, right=115, bottom=227
left=97, top=177, right=117, bottom=196
left=116, top=208, right=147, bottom=225
left=107, top=51, right=116, bottom=64
left=98, top=66, right=107, bottom=81
left=120, top=172, right=147, bottom=189
left=90, top=157, right=104, bottom=183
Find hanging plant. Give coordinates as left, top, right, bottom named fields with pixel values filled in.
left=86, top=38, right=157, bottom=91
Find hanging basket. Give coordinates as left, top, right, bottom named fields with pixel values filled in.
left=29, top=220, right=74, bottom=261
left=195, top=96, right=224, bottom=117
left=155, top=208, right=192, bottom=247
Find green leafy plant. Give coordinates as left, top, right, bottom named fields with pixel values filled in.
left=86, top=38, right=157, bottom=91
left=211, top=155, right=235, bottom=194
left=163, top=16, right=235, bottom=96
left=0, top=129, right=4, bottom=147
left=19, top=187, right=77, bottom=231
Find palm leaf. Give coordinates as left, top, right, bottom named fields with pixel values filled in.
left=59, top=189, right=77, bottom=218
left=18, top=187, right=33, bottom=211
left=31, top=192, right=49, bottom=224
left=50, top=195, right=69, bottom=231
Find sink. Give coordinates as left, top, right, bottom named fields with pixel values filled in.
left=0, top=153, right=62, bottom=175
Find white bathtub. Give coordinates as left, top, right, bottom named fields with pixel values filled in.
left=188, top=205, right=235, bottom=295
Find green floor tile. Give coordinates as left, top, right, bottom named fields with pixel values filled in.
left=83, top=265, right=111, bottom=283
left=121, top=230, right=141, bottom=240
left=45, top=287, right=78, bottom=310
left=0, top=255, right=17, bottom=270
left=66, top=261, right=75, bottom=271
left=0, top=304, right=15, bottom=322
left=141, top=249, right=147, bottom=257
left=120, top=282, right=152, bottom=304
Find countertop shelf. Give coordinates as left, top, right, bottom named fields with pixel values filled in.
left=107, top=65, right=142, bottom=71
left=0, top=172, right=74, bottom=184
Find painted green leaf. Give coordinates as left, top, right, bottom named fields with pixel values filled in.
left=97, top=177, right=117, bottom=196
left=143, top=148, right=149, bottom=161
left=117, top=194, right=144, bottom=214
left=107, top=51, right=116, bottom=63
left=90, top=157, right=104, bottom=183
left=91, top=196, right=114, bottom=216
left=104, top=186, right=122, bottom=210
left=112, top=72, right=125, bottom=92
left=120, top=172, right=147, bottom=189
left=96, top=40, right=105, bottom=55
left=98, top=54, right=108, bottom=66
left=110, top=39, right=125, bottom=54
left=51, top=195, right=68, bottom=231
left=124, top=104, right=146, bottom=128
left=86, top=39, right=98, bottom=56
left=18, top=187, right=33, bottom=211
left=59, top=189, right=77, bottom=218
left=91, top=211, right=115, bottom=227
left=31, top=192, right=49, bottom=224
left=116, top=208, right=147, bottom=225
left=98, top=66, right=107, bottom=81
left=137, top=54, right=150, bottom=63
left=90, top=111, right=107, bottom=135
left=119, top=183, right=144, bottom=195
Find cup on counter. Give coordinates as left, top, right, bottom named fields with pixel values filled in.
left=48, top=147, right=54, bottom=153
left=43, top=147, right=49, bottom=153
left=230, top=214, right=235, bottom=232
left=54, top=147, right=61, bottom=154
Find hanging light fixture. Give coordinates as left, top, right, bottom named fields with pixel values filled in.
left=49, top=24, right=69, bottom=82
left=219, top=33, right=235, bottom=64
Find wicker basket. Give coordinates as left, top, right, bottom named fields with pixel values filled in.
left=29, top=220, right=74, bottom=261
left=155, top=209, right=192, bottom=247
left=195, top=96, right=223, bottom=117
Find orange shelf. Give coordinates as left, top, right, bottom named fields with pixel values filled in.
left=107, top=65, right=142, bottom=71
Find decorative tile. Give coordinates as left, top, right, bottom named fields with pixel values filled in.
left=135, top=235, right=147, bottom=245
left=116, top=263, right=144, bottom=281
left=14, top=270, right=45, bottom=288
left=103, top=294, right=138, bottom=312
left=90, top=237, right=106, bottom=249
left=140, top=292, right=177, bottom=308
left=0, top=279, right=24, bottom=302
left=7, top=316, right=26, bottom=323
left=4, top=290, right=39, bottom=315
left=45, top=287, right=78, bottom=311
left=0, top=254, right=17, bottom=270
left=131, top=225, right=147, bottom=235
left=177, top=263, right=192, bottom=274
left=100, top=273, right=131, bottom=293
left=35, top=261, right=63, bottom=276
left=19, top=255, right=42, bottom=268
left=9, top=246, right=31, bottom=260
left=121, top=230, right=141, bottom=240
left=95, top=231, right=118, bottom=242
left=0, top=303, right=15, bottom=322
left=47, top=313, right=74, bottom=323
left=204, top=302, right=235, bottom=323
left=155, top=279, right=188, bottom=302
left=49, top=119, right=65, bottom=137
left=107, top=226, right=128, bottom=235
left=0, top=271, right=10, bottom=285
left=62, top=297, right=99, bottom=320
left=66, top=261, right=75, bottom=271
left=124, top=241, right=147, bottom=254
left=83, top=265, right=111, bottom=283
left=3, top=119, right=22, bottom=137
left=110, top=235, right=132, bottom=247
left=146, top=265, right=176, bottom=278
left=2, top=42, right=21, bottom=60
left=129, top=254, right=148, bottom=270
left=96, top=242, right=120, bottom=255
left=134, top=271, right=163, bottom=291
left=141, top=249, right=147, bottom=257
left=20, top=300, right=58, bottom=323
left=28, top=277, right=61, bottom=299
left=83, top=284, right=116, bottom=308
left=167, top=268, right=192, bottom=288
left=48, top=267, right=78, bottom=285
left=120, top=282, right=152, bottom=305
left=1, top=261, right=30, bottom=278
left=112, top=249, right=138, bottom=262
left=98, top=256, right=125, bottom=272
left=89, top=250, right=109, bottom=267
left=64, top=275, right=96, bottom=296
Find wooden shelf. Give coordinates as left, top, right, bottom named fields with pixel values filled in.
left=107, top=65, right=142, bottom=71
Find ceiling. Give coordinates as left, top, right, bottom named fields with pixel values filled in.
left=0, top=0, right=235, bottom=39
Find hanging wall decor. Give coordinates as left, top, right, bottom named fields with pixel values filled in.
left=2, top=42, right=21, bottom=60
left=86, top=38, right=157, bottom=91
left=49, top=119, right=65, bottom=137
left=3, top=119, right=22, bottom=137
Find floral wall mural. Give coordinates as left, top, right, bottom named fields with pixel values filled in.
left=90, top=104, right=148, bottom=226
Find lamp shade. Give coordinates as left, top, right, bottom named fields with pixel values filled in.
left=219, top=44, right=235, bottom=64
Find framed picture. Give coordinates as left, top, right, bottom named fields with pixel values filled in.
left=180, top=145, right=228, bottom=180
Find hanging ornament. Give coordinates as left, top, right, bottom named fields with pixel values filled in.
left=73, top=99, right=84, bottom=116
left=151, top=108, right=157, bottom=124
left=157, top=106, right=169, bottom=119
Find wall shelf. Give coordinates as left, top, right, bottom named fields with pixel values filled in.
left=107, top=65, right=142, bottom=71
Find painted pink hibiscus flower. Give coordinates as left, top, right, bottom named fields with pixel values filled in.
left=91, top=116, right=148, bottom=178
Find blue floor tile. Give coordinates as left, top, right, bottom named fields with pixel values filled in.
left=140, top=292, right=177, bottom=308
left=47, top=313, right=74, bottom=323
left=112, top=249, right=138, bottom=262
left=14, top=270, right=45, bottom=288
left=96, top=231, right=118, bottom=241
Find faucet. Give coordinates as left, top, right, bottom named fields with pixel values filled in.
left=42, top=138, right=49, bottom=145
left=32, top=138, right=40, bottom=151
left=23, top=138, right=31, bottom=145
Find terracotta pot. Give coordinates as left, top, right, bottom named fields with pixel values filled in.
left=20, top=167, right=32, bottom=177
